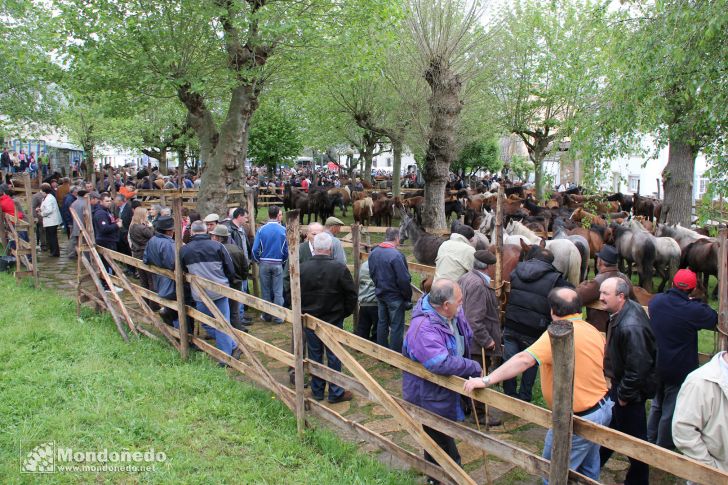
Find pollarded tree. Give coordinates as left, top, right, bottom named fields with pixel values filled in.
left=485, top=0, right=605, bottom=200
left=402, top=0, right=489, bottom=229
left=55, top=0, right=368, bottom=215
left=585, top=0, right=728, bottom=225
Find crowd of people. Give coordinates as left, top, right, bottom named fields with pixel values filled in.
left=0, top=166, right=725, bottom=485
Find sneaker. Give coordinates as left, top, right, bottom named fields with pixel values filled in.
left=241, top=317, right=254, bottom=325
left=261, top=315, right=272, bottom=322
left=104, top=285, right=123, bottom=294
left=328, top=390, right=353, bottom=404
left=312, top=394, right=325, bottom=401
left=272, top=319, right=284, bottom=325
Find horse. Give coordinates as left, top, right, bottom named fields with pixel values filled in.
left=553, top=226, right=590, bottom=282
left=328, top=187, right=351, bottom=216
left=399, top=210, right=447, bottom=266
left=444, top=199, right=465, bottom=222
left=607, top=192, right=634, bottom=213
left=681, top=238, right=719, bottom=299
left=629, top=219, right=680, bottom=292
left=353, top=197, right=374, bottom=226
left=372, top=196, right=395, bottom=226
left=505, top=220, right=582, bottom=285
left=654, top=223, right=711, bottom=251
left=570, top=207, right=606, bottom=227
left=611, top=221, right=657, bottom=291
left=633, top=193, right=662, bottom=222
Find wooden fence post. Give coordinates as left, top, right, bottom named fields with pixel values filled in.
left=718, top=229, right=728, bottom=351
left=286, top=210, right=305, bottom=436
left=173, top=196, right=190, bottom=360
left=548, top=320, right=575, bottom=485
left=352, top=223, right=361, bottom=330
left=247, top=188, right=260, bottom=298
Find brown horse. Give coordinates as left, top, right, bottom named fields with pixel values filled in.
left=570, top=207, right=607, bottom=227
left=353, top=197, right=374, bottom=226
left=681, top=238, right=719, bottom=298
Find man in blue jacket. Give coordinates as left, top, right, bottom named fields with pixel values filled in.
left=647, top=269, right=717, bottom=449
left=93, top=193, right=122, bottom=292
left=252, top=206, right=288, bottom=323
left=368, top=227, right=412, bottom=351
left=143, top=216, right=180, bottom=325
left=402, top=278, right=482, bottom=484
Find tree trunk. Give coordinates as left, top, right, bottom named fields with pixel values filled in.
left=662, top=138, right=696, bottom=226
left=421, top=59, right=462, bottom=229
left=158, top=149, right=168, bottom=175
left=533, top=152, right=545, bottom=202
left=392, top=138, right=402, bottom=198
left=84, top=144, right=95, bottom=179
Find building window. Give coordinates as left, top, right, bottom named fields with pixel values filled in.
left=698, top=177, right=709, bottom=195
left=628, top=175, right=640, bottom=193
left=386, top=157, right=392, bottom=167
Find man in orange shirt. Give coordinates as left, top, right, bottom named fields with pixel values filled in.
left=464, top=288, right=613, bottom=482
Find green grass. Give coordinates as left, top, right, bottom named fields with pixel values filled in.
left=0, top=273, right=416, bottom=484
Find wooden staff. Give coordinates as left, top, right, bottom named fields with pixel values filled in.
left=352, top=223, right=361, bottom=330
left=495, top=184, right=504, bottom=301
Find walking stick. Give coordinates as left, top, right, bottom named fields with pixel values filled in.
left=469, top=351, right=493, bottom=485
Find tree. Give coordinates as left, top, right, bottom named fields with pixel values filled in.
left=248, top=100, right=303, bottom=172
left=403, top=0, right=489, bottom=228
left=485, top=0, right=604, bottom=200
left=55, top=0, right=356, bottom=215
left=452, top=139, right=501, bottom=179
left=583, top=0, right=728, bottom=225
left=508, top=155, right=533, bottom=182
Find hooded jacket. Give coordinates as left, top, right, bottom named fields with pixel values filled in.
left=504, top=259, right=573, bottom=338
left=402, top=295, right=481, bottom=421
left=434, top=233, right=475, bottom=282
left=180, top=234, right=235, bottom=302
left=92, top=204, right=120, bottom=245
left=605, top=299, right=657, bottom=403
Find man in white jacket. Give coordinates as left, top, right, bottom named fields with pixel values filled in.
left=38, top=183, right=62, bottom=257
left=672, top=351, right=728, bottom=480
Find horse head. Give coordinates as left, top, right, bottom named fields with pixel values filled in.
left=398, top=213, right=412, bottom=244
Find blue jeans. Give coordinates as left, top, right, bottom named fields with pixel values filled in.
left=647, top=379, right=681, bottom=449
left=305, top=320, right=344, bottom=401
left=195, top=297, right=237, bottom=356
left=502, top=327, right=539, bottom=402
left=376, top=299, right=407, bottom=352
left=258, top=263, right=283, bottom=323
left=543, top=398, right=614, bottom=483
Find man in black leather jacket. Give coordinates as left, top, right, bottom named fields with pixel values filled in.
left=598, top=277, right=656, bottom=485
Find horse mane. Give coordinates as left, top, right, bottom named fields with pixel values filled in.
left=590, top=224, right=608, bottom=239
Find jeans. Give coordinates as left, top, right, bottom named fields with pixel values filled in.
left=195, top=297, right=237, bottom=356
left=258, top=263, right=284, bottom=322
left=543, top=398, right=614, bottom=484
left=502, top=327, right=539, bottom=402
left=647, top=379, right=681, bottom=449
left=305, top=320, right=344, bottom=401
left=67, top=233, right=79, bottom=259
left=600, top=388, right=649, bottom=484
left=376, top=298, right=407, bottom=352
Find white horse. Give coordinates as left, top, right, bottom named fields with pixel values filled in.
left=506, top=221, right=582, bottom=285
left=655, top=223, right=713, bottom=250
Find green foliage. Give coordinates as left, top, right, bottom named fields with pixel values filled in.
left=508, top=155, right=533, bottom=182
left=453, top=139, right=501, bottom=176
left=0, top=273, right=416, bottom=484
left=248, top=100, right=303, bottom=171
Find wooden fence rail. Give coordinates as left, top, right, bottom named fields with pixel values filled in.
left=1, top=188, right=719, bottom=484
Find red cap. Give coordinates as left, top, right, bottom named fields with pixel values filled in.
left=673, top=269, right=697, bottom=291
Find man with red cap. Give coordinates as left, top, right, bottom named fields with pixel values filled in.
left=646, top=268, right=717, bottom=450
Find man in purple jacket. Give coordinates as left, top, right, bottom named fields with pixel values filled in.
left=402, top=278, right=482, bottom=484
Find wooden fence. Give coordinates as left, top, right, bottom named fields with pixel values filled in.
left=36, top=194, right=724, bottom=484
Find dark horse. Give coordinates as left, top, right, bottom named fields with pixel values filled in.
left=398, top=209, right=447, bottom=266
left=606, top=192, right=634, bottom=213
left=681, top=238, right=719, bottom=299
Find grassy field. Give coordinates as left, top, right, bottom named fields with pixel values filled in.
left=0, top=273, right=416, bottom=484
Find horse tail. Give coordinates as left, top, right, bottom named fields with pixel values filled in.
left=568, top=246, right=582, bottom=286
left=642, top=238, right=656, bottom=281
